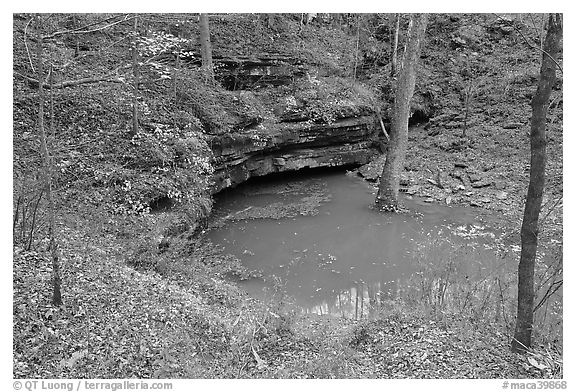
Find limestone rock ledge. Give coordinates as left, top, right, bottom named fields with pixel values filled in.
left=209, top=115, right=380, bottom=193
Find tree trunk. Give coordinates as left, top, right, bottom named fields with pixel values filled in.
left=512, top=13, right=562, bottom=353
left=352, top=14, right=361, bottom=84
left=376, top=14, right=428, bottom=210
left=199, top=13, right=214, bottom=83
left=390, top=13, right=400, bottom=77
left=131, top=16, right=139, bottom=137
left=36, top=15, right=62, bottom=306
left=49, top=63, right=55, bottom=140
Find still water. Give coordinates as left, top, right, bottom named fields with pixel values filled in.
left=207, top=170, right=504, bottom=318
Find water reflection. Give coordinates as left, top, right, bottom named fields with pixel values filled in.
left=304, top=279, right=400, bottom=319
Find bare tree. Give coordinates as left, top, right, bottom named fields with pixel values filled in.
left=35, top=15, right=62, bottom=306
left=199, top=13, right=214, bottom=83
left=512, top=13, right=562, bottom=353
left=376, top=14, right=428, bottom=210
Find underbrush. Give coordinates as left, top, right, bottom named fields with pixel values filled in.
left=401, top=235, right=562, bottom=348
left=392, top=236, right=563, bottom=377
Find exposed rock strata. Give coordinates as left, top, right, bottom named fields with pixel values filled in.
left=209, top=115, right=379, bottom=192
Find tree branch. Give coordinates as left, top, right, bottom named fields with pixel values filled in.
left=41, top=14, right=121, bottom=39
left=42, top=14, right=134, bottom=40
left=533, top=280, right=562, bottom=313
left=539, top=196, right=562, bottom=227
left=54, top=14, right=120, bottom=36
left=14, top=70, right=124, bottom=89
left=376, top=112, right=390, bottom=141
left=24, top=17, right=35, bottom=74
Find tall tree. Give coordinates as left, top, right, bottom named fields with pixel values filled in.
left=512, top=13, right=562, bottom=353
left=376, top=14, right=428, bottom=210
left=199, top=13, right=214, bottom=83
left=35, top=15, right=62, bottom=306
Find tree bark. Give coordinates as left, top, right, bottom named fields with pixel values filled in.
left=512, top=13, right=562, bottom=353
left=376, top=14, right=428, bottom=210
left=199, top=13, right=214, bottom=83
left=36, top=15, right=62, bottom=306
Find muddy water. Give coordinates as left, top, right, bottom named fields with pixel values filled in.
left=208, top=171, right=505, bottom=318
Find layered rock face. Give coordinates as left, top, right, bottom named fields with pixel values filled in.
left=209, top=115, right=380, bottom=193
left=214, top=53, right=306, bottom=90
left=198, top=51, right=381, bottom=193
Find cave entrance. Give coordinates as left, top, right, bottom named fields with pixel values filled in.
left=408, top=109, right=430, bottom=127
